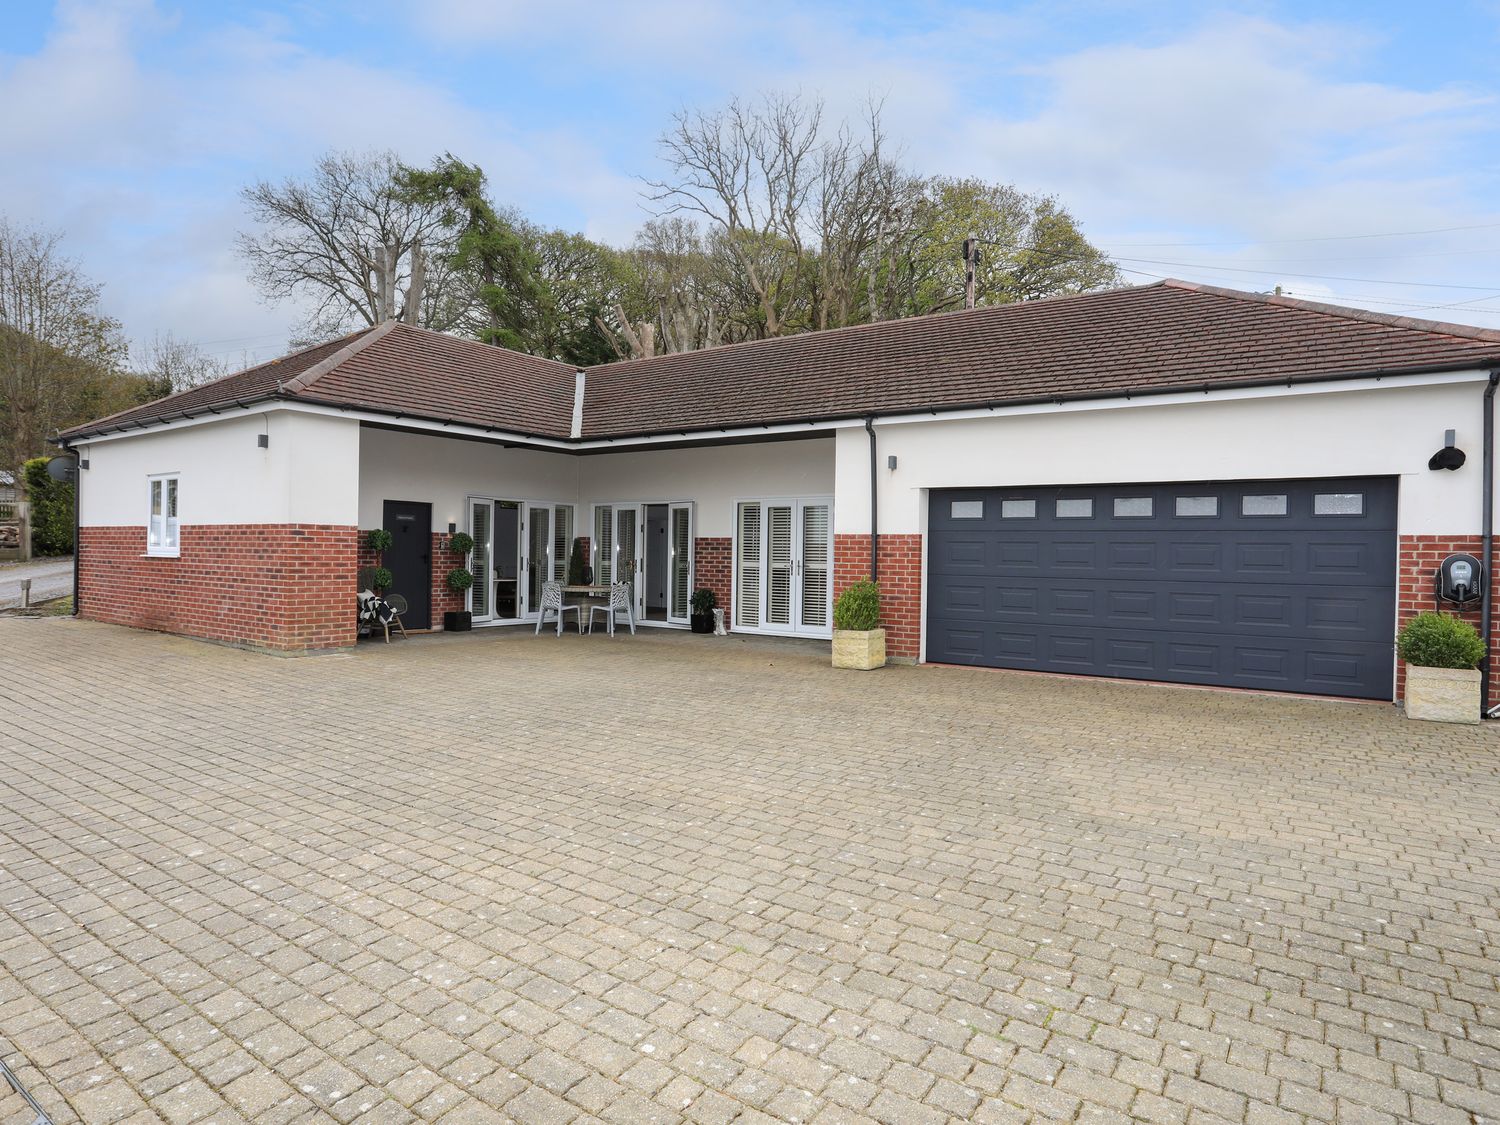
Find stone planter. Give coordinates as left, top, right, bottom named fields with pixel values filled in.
left=832, top=628, right=886, bottom=670
left=1404, top=665, right=1480, bottom=724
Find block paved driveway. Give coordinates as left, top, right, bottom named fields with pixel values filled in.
left=2, top=619, right=1499, bottom=1125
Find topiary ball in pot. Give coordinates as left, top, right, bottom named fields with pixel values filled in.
left=366, top=528, right=393, bottom=554
left=446, top=566, right=475, bottom=592
left=448, top=531, right=474, bottom=556
left=370, top=566, right=393, bottom=592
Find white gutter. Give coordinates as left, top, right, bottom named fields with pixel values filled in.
left=67, top=367, right=1492, bottom=449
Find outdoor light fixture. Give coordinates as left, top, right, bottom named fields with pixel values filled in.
left=448, top=521, right=457, bottom=534
left=887, top=454, right=898, bottom=470
left=257, top=433, right=269, bottom=448
left=1429, top=428, right=1466, bottom=471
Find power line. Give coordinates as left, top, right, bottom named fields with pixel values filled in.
left=1106, top=221, right=1500, bottom=249
left=1109, top=256, right=1500, bottom=292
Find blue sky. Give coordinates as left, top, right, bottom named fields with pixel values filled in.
left=4, top=0, right=1500, bottom=365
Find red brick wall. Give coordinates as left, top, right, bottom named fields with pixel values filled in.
left=430, top=532, right=466, bottom=627
left=79, top=524, right=357, bottom=650
left=694, top=537, right=732, bottom=626
left=834, top=533, right=923, bottom=659
left=1397, top=534, right=1500, bottom=707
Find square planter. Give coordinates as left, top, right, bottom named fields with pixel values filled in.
left=1404, top=665, right=1480, bottom=724
left=833, top=628, right=886, bottom=670
left=443, top=610, right=473, bottom=632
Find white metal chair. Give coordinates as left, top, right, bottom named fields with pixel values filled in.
left=536, top=581, right=583, bottom=636
left=588, top=581, right=636, bottom=636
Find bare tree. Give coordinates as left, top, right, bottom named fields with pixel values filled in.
left=135, top=331, right=228, bottom=397
left=0, top=218, right=127, bottom=478
left=238, top=151, right=457, bottom=343
left=648, top=93, right=825, bottom=338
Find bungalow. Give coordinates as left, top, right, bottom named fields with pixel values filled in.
left=56, top=279, right=1500, bottom=708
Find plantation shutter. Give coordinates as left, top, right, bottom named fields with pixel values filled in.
left=767, top=504, right=794, bottom=626
left=594, top=506, right=613, bottom=585
left=799, top=502, right=829, bottom=628
left=552, top=506, right=572, bottom=582
left=670, top=505, right=691, bottom=620
left=736, top=502, right=761, bottom=628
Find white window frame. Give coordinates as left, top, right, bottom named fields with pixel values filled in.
left=146, top=473, right=180, bottom=557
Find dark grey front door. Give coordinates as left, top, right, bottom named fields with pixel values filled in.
left=926, top=478, right=1397, bottom=699
left=383, top=500, right=432, bottom=630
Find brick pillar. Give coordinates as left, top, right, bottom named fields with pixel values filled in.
left=833, top=533, right=922, bottom=660
left=431, top=531, right=466, bottom=628
left=1397, top=535, right=1500, bottom=708
left=693, top=537, right=732, bottom=628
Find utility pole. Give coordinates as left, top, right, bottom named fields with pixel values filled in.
left=962, top=237, right=978, bottom=310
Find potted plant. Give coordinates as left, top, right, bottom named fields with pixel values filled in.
left=1398, top=611, right=1485, bottom=724
left=689, top=588, right=717, bottom=634
left=365, top=528, right=394, bottom=593
left=832, top=578, right=885, bottom=670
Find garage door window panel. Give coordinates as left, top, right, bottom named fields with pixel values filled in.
left=1113, top=497, right=1153, bottom=518
left=1242, top=494, right=1288, bottom=516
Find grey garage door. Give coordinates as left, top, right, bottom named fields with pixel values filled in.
left=927, top=478, right=1397, bottom=699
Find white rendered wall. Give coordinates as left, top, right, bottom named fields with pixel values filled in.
left=358, top=426, right=580, bottom=531
left=578, top=438, right=835, bottom=537
left=78, top=409, right=360, bottom=527
left=834, top=379, right=1498, bottom=537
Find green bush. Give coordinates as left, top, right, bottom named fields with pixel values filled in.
left=690, top=587, right=717, bottom=614
left=365, top=527, right=393, bottom=553
left=1397, top=612, right=1486, bottom=669
left=446, top=566, right=474, bottom=592
left=448, top=531, right=474, bottom=555
left=833, top=578, right=881, bottom=631
left=369, top=566, right=393, bottom=592
left=21, top=457, right=74, bottom=556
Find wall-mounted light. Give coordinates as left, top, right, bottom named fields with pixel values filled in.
left=1429, top=428, right=1466, bottom=471
left=887, top=454, right=898, bottom=471
left=448, top=521, right=457, bottom=535
left=257, top=433, right=269, bottom=449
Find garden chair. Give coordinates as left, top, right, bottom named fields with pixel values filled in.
left=588, top=581, right=636, bottom=637
left=536, top=580, right=583, bottom=636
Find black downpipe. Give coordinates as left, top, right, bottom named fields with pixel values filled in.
left=1483, top=373, right=1499, bottom=716
left=70, top=445, right=80, bottom=616
left=865, top=417, right=878, bottom=580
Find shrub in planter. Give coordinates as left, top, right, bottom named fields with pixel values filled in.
left=446, top=566, right=475, bottom=592
left=1398, top=612, right=1485, bottom=724
left=448, top=531, right=474, bottom=556
left=689, top=587, right=717, bottom=634
left=369, top=566, right=393, bottom=593
left=365, top=527, right=393, bottom=554
left=832, top=578, right=885, bottom=670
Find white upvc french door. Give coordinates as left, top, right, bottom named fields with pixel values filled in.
left=735, top=497, right=832, bottom=637
left=469, top=497, right=574, bottom=624
left=468, top=498, right=493, bottom=621
left=594, top=503, right=642, bottom=617
left=667, top=502, right=693, bottom=625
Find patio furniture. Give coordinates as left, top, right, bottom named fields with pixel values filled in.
left=536, top=581, right=584, bottom=636
left=588, top=581, right=636, bottom=637
left=383, top=592, right=410, bottom=641
left=357, top=590, right=399, bottom=642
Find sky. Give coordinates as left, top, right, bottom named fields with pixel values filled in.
left=3, top=0, right=1500, bottom=367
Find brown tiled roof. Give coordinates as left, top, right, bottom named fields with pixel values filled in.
left=578, top=280, right=1500, bottom=437
left=61, top=322, right=576, bottom=440
left=58, top=327, right=377, bottom=438
left=59, top=280, right=1500, bottom=444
